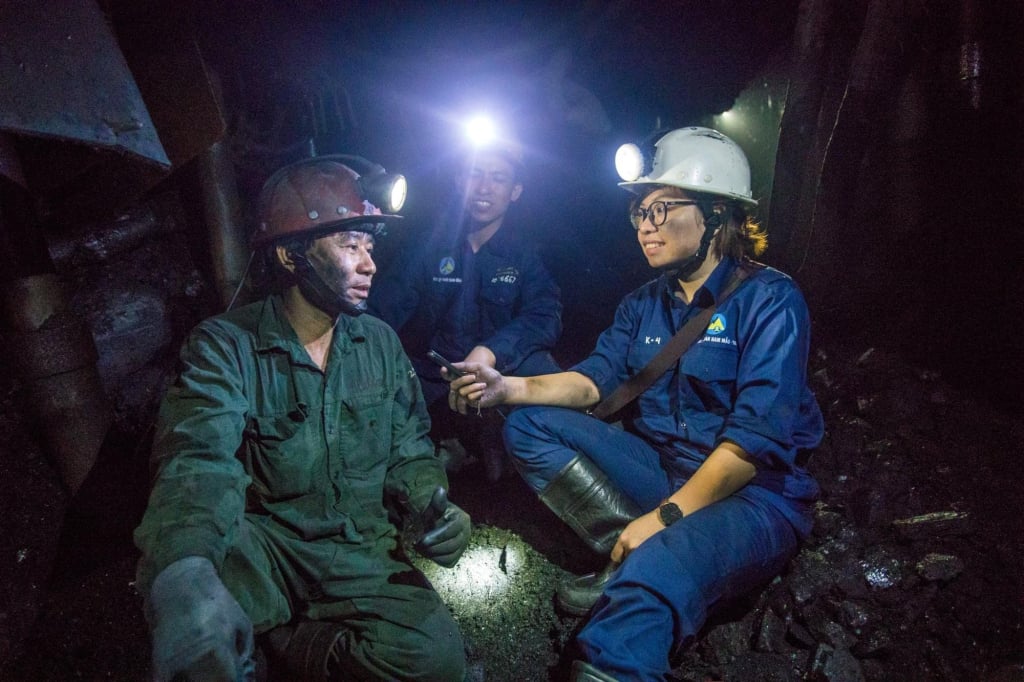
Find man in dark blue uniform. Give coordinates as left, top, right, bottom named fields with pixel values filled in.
left=447, top=127, right=824, bottom=681
left=370, top=138, right=562, bottom=481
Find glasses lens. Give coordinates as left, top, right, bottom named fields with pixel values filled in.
left=630, top=206, right=644, bottom=229
left=651, top=202, right=667, bottom=226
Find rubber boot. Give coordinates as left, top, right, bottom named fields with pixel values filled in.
left=557, top=561, right=619, bottom=616
left=538, top=453, right=641, bottom=555
left=571, top=659, right=620, bottom=681
left=537, top=454, right=641, bottom=615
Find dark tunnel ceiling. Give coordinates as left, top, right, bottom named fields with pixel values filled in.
left=106, top=0, right=801, bottom=133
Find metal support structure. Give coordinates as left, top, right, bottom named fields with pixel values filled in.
left=0, top=178, right=112, bottom=495
left=196, top=139, right=251, bottom=309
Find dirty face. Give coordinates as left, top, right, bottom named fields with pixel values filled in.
left=303, top=230, right=377, bottom=309
left=458, top=151, right=523, bottom=231
left=632, top=188, right=708, bottom=270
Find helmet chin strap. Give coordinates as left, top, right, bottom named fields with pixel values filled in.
left=666, top=206, right=721, bottom=279
left=291, top=253, right=365, bottom=319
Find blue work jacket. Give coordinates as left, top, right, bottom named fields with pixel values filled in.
left=573, top=258, right=823, bottom=529
left=370, top=221, right=562, bottom=374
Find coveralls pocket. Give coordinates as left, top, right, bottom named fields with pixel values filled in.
left=338, top=390, right=392, bottom=518
left=479, top=285, right=516, bottom=331
left=338, top=390, right=391, bottom=479
left=245, top=408, right=320, bottom=501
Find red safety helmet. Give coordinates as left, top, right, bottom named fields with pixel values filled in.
left=252, top=155, right=406, bottom=248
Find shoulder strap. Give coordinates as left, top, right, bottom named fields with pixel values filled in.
left=589, top=261, right=761, bottom=421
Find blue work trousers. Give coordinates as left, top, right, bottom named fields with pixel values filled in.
left=503, top=406, right=801, bottom=682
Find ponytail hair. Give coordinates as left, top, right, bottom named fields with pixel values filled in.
left=713, top=203, right=767, bottom=260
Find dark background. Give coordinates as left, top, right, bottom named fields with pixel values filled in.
left=1, top=1, right=1022, bottom=680
left=103, top=0, right=1022, bottom=403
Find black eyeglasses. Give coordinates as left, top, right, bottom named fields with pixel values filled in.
left=630, top=200, right=699, bottom=229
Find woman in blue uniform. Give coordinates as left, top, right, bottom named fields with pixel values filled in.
left=447, top=127, right=823, bottom=682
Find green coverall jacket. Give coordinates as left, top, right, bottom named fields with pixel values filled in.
left=134, top=293, right=449, bottom=632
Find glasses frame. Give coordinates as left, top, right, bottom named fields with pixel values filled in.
left=630, top=200, right=699, bottom=230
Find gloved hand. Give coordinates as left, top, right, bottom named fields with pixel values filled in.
left=414, top=486, right=471, bottom=568
left=146, top=556, right=255, bottom=682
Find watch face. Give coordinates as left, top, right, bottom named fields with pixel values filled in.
left=659, top=502, right=684, bottom=526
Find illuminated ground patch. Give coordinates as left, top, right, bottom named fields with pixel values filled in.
left=409, top=525, right=581, bottom=680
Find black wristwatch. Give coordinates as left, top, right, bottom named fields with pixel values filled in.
left=658, top=501, right=684, bottom=527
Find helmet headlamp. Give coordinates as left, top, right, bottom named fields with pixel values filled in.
left=615, top=143, right=645, bottom=182
left=329, top=154, right=406, bottom=214
left=358, top=167, right=407, bottom=214
left=459, top=113, right=524, bottom=170
left=464, top=114, right=499, bottom=147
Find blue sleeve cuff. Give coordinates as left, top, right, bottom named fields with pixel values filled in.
left=718, top=418, right=790, bottom=471
left=569, top=360, right=617, bottom=399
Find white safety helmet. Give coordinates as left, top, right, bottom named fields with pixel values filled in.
left=616, top=126, right=757, bottom=206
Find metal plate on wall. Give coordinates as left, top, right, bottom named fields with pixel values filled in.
left=0, top=0, right=170, bottom=168
left=0, top=0, right=173, bottom=220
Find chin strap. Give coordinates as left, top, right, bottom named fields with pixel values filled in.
left=291, top=253, right=365, bottom=318
left=666, top=203, right=722, bottom=278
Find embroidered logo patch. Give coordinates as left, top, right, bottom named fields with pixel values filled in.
left=706, top=313, right=727, bottom=335
left=439, top=257, right=456, bottom=276
left=700, top=313, right=737, bottom=346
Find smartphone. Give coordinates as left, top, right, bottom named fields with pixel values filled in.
left=427, top=350, right=467, bottom=378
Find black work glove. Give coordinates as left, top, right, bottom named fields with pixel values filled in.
left=414, top=486, right=471, bottom=568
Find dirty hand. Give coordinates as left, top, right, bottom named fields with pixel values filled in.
left=447, top=362, right=508, bottom=414
left=415, top=486, right=472, bottom=567
left=147, top=556, right=255, bottom=682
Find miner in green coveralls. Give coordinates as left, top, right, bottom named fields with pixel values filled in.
left=133, top=155, right=472, bottom=681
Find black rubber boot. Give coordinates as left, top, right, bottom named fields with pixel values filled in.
left=537, top=453, right=642, bottom=555
left=536, top=453, right=641, bottom=615
left=571, top=659, right=620, bottom=681
left=557, top=561, right=619, bottom=616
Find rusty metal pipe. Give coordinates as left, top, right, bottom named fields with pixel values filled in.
left=46, top=199, right=182, bottom=271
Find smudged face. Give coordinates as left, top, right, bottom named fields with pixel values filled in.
left=304, top=230, right=377, bottom=309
